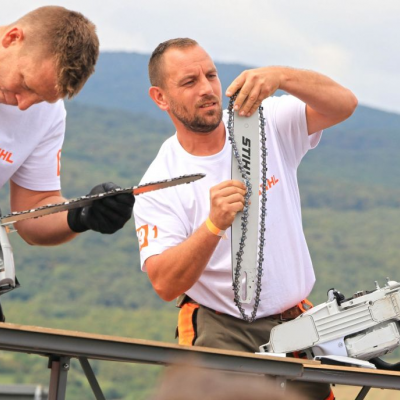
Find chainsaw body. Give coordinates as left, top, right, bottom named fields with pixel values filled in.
left=0, top=224, right=17, bottom=295
left=260, top=280, right=400, bottom=363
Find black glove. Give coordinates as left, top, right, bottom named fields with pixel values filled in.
left=67, top=182, right=135, bottom=234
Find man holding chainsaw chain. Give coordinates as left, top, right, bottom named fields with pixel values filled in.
left=0, top=6, right=134, bottom=247
left=134, top=38, right=357, bottom=400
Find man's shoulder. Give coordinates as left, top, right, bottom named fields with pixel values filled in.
left=152, top=134, right=178, bottom=162
left=262, top=94, right=304, bottom=110
left=259, top=95, right=306, bottom=124
left=139, top=134, right=178, bottom=183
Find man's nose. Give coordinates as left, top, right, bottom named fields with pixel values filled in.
left=199, top=76, right=214, bottom=96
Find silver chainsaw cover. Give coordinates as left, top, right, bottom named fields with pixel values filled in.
left=261, top=280, right=400, bottom=361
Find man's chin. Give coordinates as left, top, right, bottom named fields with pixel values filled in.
left=194, top=110, right=223, bottom=130
left=191, top=120, right=222, bottom=134
left=172, top=106, right=223, bottom=133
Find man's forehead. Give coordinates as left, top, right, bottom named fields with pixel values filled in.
left=163, top=46, right=216, bottom=77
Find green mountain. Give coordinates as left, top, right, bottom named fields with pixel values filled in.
left=0, top=52, right=399, bottom=399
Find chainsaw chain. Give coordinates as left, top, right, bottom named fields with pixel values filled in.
left=227, top=95, right=267, bottom=323
left=1, top=174, right=204, bottom=224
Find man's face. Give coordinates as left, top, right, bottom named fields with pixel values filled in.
left=161, top=46, right=223, bottom=133
left=0, top=50, right=61, bottom=111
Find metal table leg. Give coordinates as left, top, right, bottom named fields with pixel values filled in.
left=355, top=386, right=371, bottom=400
left=79, top=357, right=106, bottom=400
left=48, top=356, right=70, bottom=400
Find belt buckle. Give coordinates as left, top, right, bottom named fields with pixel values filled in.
left=280, top=306, right=297, bottom=321
left=279, top=313, right=289, bottom=322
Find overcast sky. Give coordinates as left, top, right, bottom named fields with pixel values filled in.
left=2, top=1, right=399, bottom=114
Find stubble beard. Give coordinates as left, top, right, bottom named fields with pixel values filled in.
left=170, top=98, right=223, bottom=134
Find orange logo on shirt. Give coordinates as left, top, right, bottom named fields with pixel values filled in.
left=137, top=224, right=158, bottom=251
left=259, top=175, right=280, bottom=195
left=0, top=148, right=14, bottom=164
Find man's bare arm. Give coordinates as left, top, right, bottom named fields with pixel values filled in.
left=226, top=66, right=358, bottom=134
left=146, top=223, right=220, bottom=302
left=10, top=180, right=78, bottom=246
left=146, top=180, right=246, bottom=301
left=10, top=180, right=135, bottom=245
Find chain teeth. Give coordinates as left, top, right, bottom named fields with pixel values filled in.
left=228, top=92, right=267, bottom=323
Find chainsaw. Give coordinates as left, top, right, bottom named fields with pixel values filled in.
left=259, top=279, right=400, bottom=371
left=0, top=174, right=204, bottom=298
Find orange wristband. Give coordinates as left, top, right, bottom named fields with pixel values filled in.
left=206, top=217, right=226, bottom=237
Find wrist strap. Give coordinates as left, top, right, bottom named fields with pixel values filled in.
left=206, top=217, right=226, bottom=237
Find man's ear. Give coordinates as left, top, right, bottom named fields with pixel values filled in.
left=2, top=27, right=24, bottom=48
left=149, top=86, right=169, bottom=111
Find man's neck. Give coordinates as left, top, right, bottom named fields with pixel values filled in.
left=176, top=122, right=226, bottom=156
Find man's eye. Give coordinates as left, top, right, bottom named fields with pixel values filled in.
left=184, top=81, right=194, bottom=86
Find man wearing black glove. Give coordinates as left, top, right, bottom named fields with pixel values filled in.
left=68, top=183, right=135, bottom=235
left=1, top=7, right=134, bottom=246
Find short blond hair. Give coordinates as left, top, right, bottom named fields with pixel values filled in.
left=148, top=38, right=198, bottom=88
left=17, top=6, right=99, bottom=98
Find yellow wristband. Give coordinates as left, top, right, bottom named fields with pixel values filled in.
left=206, top=217, right=226, bottom=237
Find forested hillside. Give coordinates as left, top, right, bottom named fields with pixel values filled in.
left=0, top=52, right=399, bottom=399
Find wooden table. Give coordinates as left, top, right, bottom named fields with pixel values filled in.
left=0, top=323, right=399, bottom=400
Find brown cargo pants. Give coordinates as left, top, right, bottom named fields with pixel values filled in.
left=176, top=301, right=334, bottom=400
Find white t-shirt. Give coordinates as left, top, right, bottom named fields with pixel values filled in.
left=134, top=95, right=321, bottom=318
left=0, top=100, right=66, bottom=191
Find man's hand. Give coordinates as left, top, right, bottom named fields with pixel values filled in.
left=67, top=182, right=135, bottom=234
left=226, top=67, right=283, bottom=117
left=208, top=180, right=246, bottom=230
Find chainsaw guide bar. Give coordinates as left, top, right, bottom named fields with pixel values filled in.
left=0, top=173, right=205, bottom=225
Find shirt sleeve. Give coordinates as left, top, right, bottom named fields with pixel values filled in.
left=134, top=173, right=190, bottom=271
left=12, top=102, right=66, bottom=191
left=272, top=95, right=322, bottom=169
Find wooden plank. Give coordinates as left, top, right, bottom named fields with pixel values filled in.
left=0, top=322, right=317, bottom=365
left=300, top=363, right=400, bottom=390
left=2, top=323, right=400, bottom=390
left=0, top=323, right=306, bottom=379
left=3, top=323, right=400, bottom=377
left=303, top=362, right=400, bottom=377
